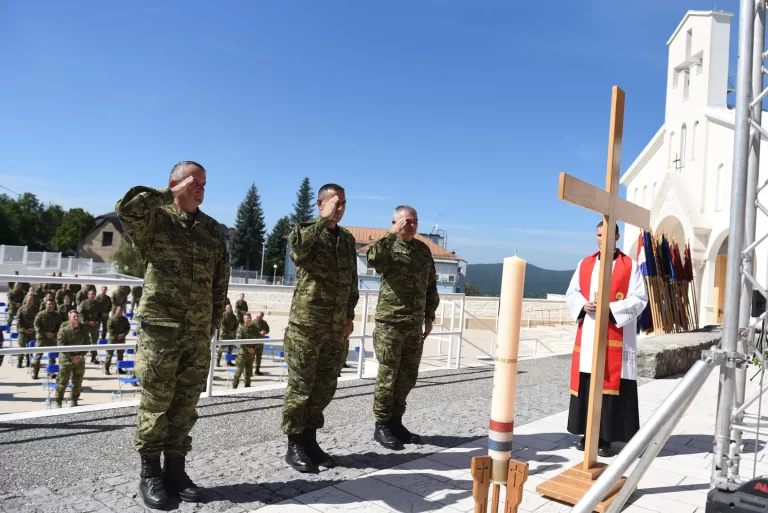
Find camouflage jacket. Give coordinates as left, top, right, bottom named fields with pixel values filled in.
left=116, top=186, right=230, bottom=329
left=288, top=215, right=359, bottom=331
left=34, top=286, right=45, bottom=302
left=131, top=286, right=143, bottom=300
left=111, top=291, right=127, bottom=309
left=34, top=310, right=61, bottom=339
left=58, top=304, right=76, bottom=324
left=254, top=319, right=270, bottom=336
left=8, top=289, right=24, bottom=308
left=219, top=312, right=238, bottom=340
left=75, top=290, right=89, bottom=306
left=78, top=299, right=102, bottom=325
left=235, top=300, right=248, bottom=317
left=55, top=289, right=74, bottom=307
left=96, top=293, right=112, bottom=314
left=367, top=233, right=439, bottom=325
left=57, top=323, right=90, bottom=363
left=17, top=305, right=38, bottom=332
left=107, top=315, right=131, bottom=343
left=236, top=323, right=263, bottom=351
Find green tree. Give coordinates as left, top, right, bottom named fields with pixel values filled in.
left=52, top=208, right=95, bottom=251
left=464, top=283, right=481, bottom=296
left=230, top=183, right=267, bottom=271
left=290, top=177, right=315, bottom=227
left=0, top=194, right=20, bottom=245
left=114, top=236, right=145, bottom=278
left=40, top=204, right=65, bottom=249
left=3, top=193, right=48, bottom=249
left=265, top=216, right=292, bottom=276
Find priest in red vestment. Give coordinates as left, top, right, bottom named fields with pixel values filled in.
left=565, top=221, right=648, bottom=456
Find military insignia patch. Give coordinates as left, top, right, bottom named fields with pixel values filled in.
left=615, top=292, right=625, bottom=300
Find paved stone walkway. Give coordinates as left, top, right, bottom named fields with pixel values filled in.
left=0, top=356, right=571, bottom=512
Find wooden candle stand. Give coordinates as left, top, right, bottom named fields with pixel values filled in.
left=470, top=456, right=529, bottom=513
left=535, top=462, right=626, bottom=512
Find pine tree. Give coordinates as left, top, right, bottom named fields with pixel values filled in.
left=229, top=183, right=267, bottom=271
left=265, top=216, right=292, bottom=276
left=290, top=177, right=315, bottom=227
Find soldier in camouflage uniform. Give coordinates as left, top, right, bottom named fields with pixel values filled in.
left=16, top=295, right=37, bottom=368
left=111, top=286, right=127, bottom=314
left=55, top=310, right=89, bottom=408
left=39, top=292, right=54, bottom=312
left=55, top=284, right=74, bottom=308
left=235, top=293, right=248, bottom=325
left=116, top=161, right=229, bottom=508
left=75, top=284, right=90, bottom=307
left=33, top=300, right=61, bottom=379
left=232, top=313, right=262, bottom=388
left=7, top=282, right=24, bottom=327
left=104, top=305, right=131, bottom=375
left=34, top=283, right=45, bottom=305
left=96, top=286, right=113, bottom=338
left=281, top=183, right=359, bottom=473
left=78, top=289, right=102, bottom=363
left=58, top=295, right=76, bottom=324
left=367, top=206, right=438, bottom=449
left=252, top=312, right=270, bottom=375
left=131, top=285, right=143, bottom=312
left=217, top=304, right=238, bottom=367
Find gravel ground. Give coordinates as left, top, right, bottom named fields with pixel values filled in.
left=0, top=355, right=571, bottom=512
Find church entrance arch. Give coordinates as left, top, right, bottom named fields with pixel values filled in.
left=655, top=215, right=686, bottom=245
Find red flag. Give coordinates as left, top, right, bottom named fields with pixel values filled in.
left=684, top=242, right=694, bottom=281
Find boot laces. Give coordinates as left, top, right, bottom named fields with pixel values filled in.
left=145, top=476, right=165, bottom=494
left=292, top=442, right=310, bottom=460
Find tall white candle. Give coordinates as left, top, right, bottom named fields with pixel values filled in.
left=488, top=255, right=526, bottom=483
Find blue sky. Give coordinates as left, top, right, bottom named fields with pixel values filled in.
left=0, top=1, right=740, bottom=270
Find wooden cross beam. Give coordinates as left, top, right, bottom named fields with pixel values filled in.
left=558, top=86, right=650, bottom=471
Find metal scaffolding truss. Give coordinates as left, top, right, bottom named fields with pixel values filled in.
left=572, top=1, right=768, bottom=510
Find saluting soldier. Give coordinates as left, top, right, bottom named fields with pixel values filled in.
left=104, top=305, right=131, bottom=375
left=96, top=286, right=113, bottom=338
left=7, top=282, right=25, bottom=326
left=232, top=313, right=262, bottom=388
left=217, top=304, right=238, bottom=367
left=55, top=284, right=74, bottom=307
left=32, top=300, right=61, bottom=379
left=281, top=183, right=359, bottom=473
left=78, top=289, right=102, bottom=364
left=58, top=295, right=77, bottom=324
left=55, top=311, right=89, bottom=408
left=16, top=295, right=38, bottom=368
left=367, top=206, right=438, bottom=449
left=235, top=293, right=248, bottom=325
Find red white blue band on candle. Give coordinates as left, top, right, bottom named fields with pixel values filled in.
left=487, top=439, right=514, bottom=452
left=488, top=419, right=514, bottom=452
left=489, top=419, right=514, bottom=432
left=488, top=430, right=514, bottom=443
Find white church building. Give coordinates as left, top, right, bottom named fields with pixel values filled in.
left=621, top=10, right=768, bottom=327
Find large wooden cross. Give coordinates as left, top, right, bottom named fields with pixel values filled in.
left=537, top=86, right=651, bottom=512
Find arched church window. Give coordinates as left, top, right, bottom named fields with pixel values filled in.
left=715, top=164, right=724, bottom=211
left=634, top=187, right=639, bottom=205
left=669, top=131, right=676, bottom=168
left=642, top=185, right=647, bottom=207
left=680, top=124, right=687, bottom=168
left=692, top=121, right=699, bottom=160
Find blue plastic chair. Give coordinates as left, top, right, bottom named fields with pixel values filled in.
left=125, top=312, right=134, bottom=319
left=43, top=364, right=72, bottom=402
left=224, top=354, right=238, bottom=388
left=97, top=339, right=110, bottom=361
left=10, top=332, right=19, bottom=340
left=278, top=351, right=289, bottom=382
left=0, top=302, right=5, bottom=308
left=116, top=360, right=140, bottom=399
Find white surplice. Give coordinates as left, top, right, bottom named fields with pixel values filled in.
left=565, top=255, right=649, bottom=381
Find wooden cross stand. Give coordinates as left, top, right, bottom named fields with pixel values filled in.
left=535, top=86, right=650, bottom=511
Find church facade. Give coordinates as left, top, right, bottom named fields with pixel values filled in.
left=621, top=10, right=768, bottom=327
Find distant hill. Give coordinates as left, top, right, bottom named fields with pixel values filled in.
left=466, top=263, right=574, bottom=298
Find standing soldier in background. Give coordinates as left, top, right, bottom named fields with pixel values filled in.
left=217, top=304, right=238, bottom=367
left=34, top=283, right=45, bottom=305
left=235, top=293, right=248, bottom=325
left=104, top=305, right=131, bottom=375
left=7, top=283, right=24, bottom=327
left=96, top=286, right=113, bottom=338
left=58, top=295, right=76, bottom=324
left=232, top=313, right=261, bottom=388
left=367, top=206, right=438, bottom=449
left=78, top=289, right=102, bottom=364
left=253, top=312, right=270, bottom=376
left=55, top=284, right=73, bottom=307
left=75, top=284, right=90, bottom=306
left=55, top=311, right=89, bottom=408
left=281, top=183, right=359, bottom=473
left=116, top=161, right=229, bottom=508
left=131, top=285, right=143, bottom=313
left=112, top=286, right=127, bottom=314
left=16, top=295, right=37, bottom=368
left=33, top=300, right=60, bottom=379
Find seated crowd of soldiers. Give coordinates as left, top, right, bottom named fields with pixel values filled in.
left=3, top=281, right=143, bottom=408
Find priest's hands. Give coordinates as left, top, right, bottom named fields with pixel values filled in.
left=584, top=301, right=597, bottom=313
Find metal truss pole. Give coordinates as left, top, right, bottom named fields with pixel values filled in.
left=713, top=0, right=754, bottom=485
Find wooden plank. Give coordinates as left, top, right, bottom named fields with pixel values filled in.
left=504, top=459, right=528, bottom=513
left=613, top=196, right=651, bottom=230
left=536, top=470, right=627, bottom=513
left=558, top=173, right=611, bottom=216
left=713, top=254, right=727, bottom=323
left=491, top=484, right=501, bottom=512
left=471, top=456, right=491, bottom=513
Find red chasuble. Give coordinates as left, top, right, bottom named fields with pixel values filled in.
left=569, top=250, right=633, bottom=397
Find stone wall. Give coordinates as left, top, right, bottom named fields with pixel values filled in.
left=636, top=325, right=722, bottom=379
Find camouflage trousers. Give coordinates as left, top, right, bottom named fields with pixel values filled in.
left=134, top=322, right=210, bottom=457
left=7, top=306, right=18, bottom=327
left=85, top=323, right=100, bottom=359
left=57, top=359, right=85, bottom=403
left=33, top=335, right=57, bottom=371
left=281, top=323, right=345, bottom=435
left=18, top=332, right=34, bottom=365
left=372, top=322, right=424, bottom=423
left=100, top=315, right=109, bottom=339
left=233, top=351, right=255, bottom=388
left=216, top=337, right=235, bottom=365
left=104, top=339, right=125, bottom=370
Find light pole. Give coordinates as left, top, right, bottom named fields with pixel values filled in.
left=273, top=264, right=277, bottom=285
left=260, top=242, right=266, bottom=282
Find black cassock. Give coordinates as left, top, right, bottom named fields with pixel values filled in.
left=567, top=372, right=640, bottom=443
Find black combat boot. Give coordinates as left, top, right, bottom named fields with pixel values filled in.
left=374, top=422, right=404, bottom=450
left=285, top=434, right=316, bottom=473
left=303, top=428, right=336, bottom=468
left=104, top=367, right=111, bottom=376
left=390, top=416, right=421, bottom=444
left=164, top=455, right=205, bottom=503
left=16, top=359, right=22, bottom=369
left=25, top=355, right=30, bottom=368
left=139, top=455, right=169, bottom=509
left=32, top=367, right=39, bottom=380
